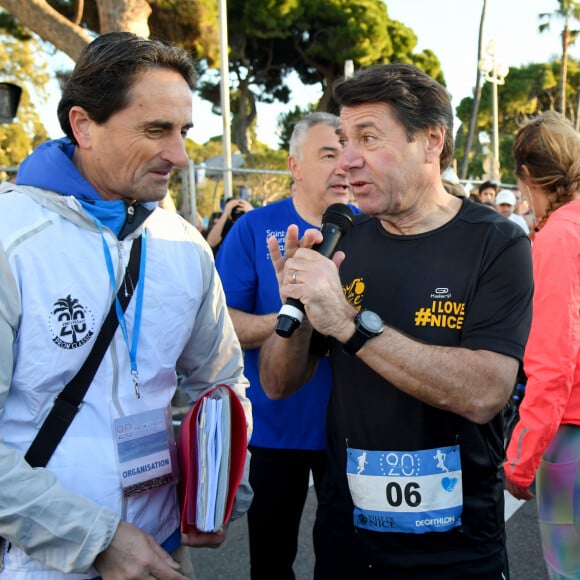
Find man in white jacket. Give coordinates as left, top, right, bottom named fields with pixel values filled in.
left=0, top=32, right=252, bottom=579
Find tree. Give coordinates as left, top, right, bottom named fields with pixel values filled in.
left=0, top=0, right=220, bottom=63
left=459, top=0, right=487, bottom=181
left=0, top=14, right=50, bottom=171
left=1, top=0, right=445, bottom=159
left=455, top=57, right=577, bottom=182
left=198, top=0, right=445, bottom=155
left=538, top=0, right=580, bottom=116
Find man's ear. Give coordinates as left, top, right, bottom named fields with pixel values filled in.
left=425, top=125, right=445, bottom=164
left=288, top=155, right=301, bottom=181
left=69, top=106, right=93, bottom=149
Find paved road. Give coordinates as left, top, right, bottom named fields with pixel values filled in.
left=189, top=488, right=548, bottom=580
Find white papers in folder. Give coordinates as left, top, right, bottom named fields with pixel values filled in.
left=195, top=388, right=232, bottom=532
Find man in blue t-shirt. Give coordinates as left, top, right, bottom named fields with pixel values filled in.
left=215, top=112, right=353, bottom=580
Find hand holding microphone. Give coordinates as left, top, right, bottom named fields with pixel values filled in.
left=275, top=203, right=354, bottom=338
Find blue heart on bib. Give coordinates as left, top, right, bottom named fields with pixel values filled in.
left=442, top=477, right=458, bottom=492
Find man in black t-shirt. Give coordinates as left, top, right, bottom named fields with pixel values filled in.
left=260, top=63, right=533, bottom=579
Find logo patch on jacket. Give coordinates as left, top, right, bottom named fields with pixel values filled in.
left=48, top=294, right=95, bottom=349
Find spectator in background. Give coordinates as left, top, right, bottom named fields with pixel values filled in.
left=478, top=179, right=498, bottom=205
left=495, top=189, right=530, bottom=235
left=206, top=196, right=253, bottom=255
left=0, top=32, right=252, bottom=578
left=513, top=189, right=536, bottom=234
left=216, top=112, right=354, bottom=580
left=505, top=111, right=580, bottom=578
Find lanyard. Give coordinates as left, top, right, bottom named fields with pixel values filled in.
left=95, top=220, right=146, bottom=398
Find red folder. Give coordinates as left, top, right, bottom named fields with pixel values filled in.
left=176, top=384, right=248, bottom=533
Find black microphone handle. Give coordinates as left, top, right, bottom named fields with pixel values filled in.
left=275, top=297, right=306, bottom=338
left=275, top=222, right=345, bottom=338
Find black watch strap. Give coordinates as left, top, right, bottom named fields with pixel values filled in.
left=342, top=331, right=368, bottom=355
left=342, top=309, right=384, bottom=356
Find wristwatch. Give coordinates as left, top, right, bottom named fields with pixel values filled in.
left=342, top=309, right=384, bottom=355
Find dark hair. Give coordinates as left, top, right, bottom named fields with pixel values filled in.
left=478, top=180, right=498, bottom=193
left=58, top=32, right=196, bottom=143
left=332, top=63, right=454, bottom=171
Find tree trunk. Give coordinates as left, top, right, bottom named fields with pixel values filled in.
left=459, top=0, right=487, bottom=180
left=0, top=0, right=152, bottom=62
left=317, top=78, right=333, bottom=113
left=232, top=76, right=257, bottom=156
left=96, top=0, right=151, bottom=38
left=0, top=0, right=92, bottom=61
left=560, top=22, right=570, bottom=115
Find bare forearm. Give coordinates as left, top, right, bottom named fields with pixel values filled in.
left=259, top=321, right=319, bottom=398
left=229, top=308, right=278, bottom=350
left=351, top=325, right=518, bottom=424
left=206, top=215, right=228, bottom=248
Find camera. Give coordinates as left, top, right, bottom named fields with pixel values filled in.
left=231, top=205, right=245, bottom=222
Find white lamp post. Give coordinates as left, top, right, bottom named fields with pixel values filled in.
left=344, top=60, right=354, bottom=78
left=218, top=0, right=233, bottom=200
left=479, top=40, right=509, bottom=181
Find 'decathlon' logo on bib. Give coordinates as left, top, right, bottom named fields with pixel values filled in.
left=48, top=294, right=95, bottom=350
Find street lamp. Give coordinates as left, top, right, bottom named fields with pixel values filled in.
left=479, top=40, right=509, bottom=181
left=0, top=83, right=22, bottom=124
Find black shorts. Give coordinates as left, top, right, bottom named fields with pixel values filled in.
left=313, top=514, right=509, bottom=580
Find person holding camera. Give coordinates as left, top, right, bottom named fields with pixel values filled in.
left=206, top=197, right=253, bottom=255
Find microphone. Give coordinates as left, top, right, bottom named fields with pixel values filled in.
left=275, top=203, right=354, bottom=338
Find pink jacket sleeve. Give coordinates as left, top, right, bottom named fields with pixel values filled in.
left=505, top=210, right=580, bottom=488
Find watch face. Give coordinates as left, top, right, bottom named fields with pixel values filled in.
left=359, top=310, right=384, bottom=333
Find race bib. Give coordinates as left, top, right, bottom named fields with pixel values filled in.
left=346, top=445, right=463, bottom=534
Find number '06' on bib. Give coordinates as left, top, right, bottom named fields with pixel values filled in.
left=346, top=445, right=463, bottom=534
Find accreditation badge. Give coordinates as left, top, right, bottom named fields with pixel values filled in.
left=112, top=400, right=178, bottom=497
left=346, top=445, right=463, bottom=534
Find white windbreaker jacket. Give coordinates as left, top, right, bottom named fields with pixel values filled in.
left=0, top=183, right=252, bottom=578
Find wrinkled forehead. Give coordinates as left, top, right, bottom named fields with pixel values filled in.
left=337, top=102, right=399, bottom=135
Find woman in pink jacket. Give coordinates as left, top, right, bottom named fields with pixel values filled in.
left=505, top=111, right=580, bottom=578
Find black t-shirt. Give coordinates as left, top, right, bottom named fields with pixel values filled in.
left=321, top=198, right=533, bottom=568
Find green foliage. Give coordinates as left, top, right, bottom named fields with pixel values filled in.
left=196, top=0, right=444, bottom=153
left=181, top=136, right=290, bottom=219
left=296, top=0, right=391, bottom=69
left=455, top=56, right=580, bottom=181
left=538, top=0, right=580, bottom=32
left=242, top=144, right=291, bottom=205
left=276, top=104, right=314, bottom=150
left=0, top=11, right=32, bottom=40
left=0, top=28, right=50, bottom=168
left=148, top=0, right=220, bottom=65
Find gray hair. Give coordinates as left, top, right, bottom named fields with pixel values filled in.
left=289, top=112, right=340, bottom=159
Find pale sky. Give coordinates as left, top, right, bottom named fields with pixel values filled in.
left=40, top=0, right=570, bottom=149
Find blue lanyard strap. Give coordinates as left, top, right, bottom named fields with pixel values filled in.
left=95, top=220, right=146, bottom=398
